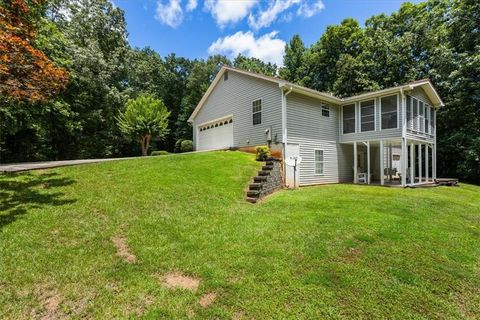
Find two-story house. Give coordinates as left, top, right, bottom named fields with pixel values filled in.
left=188, top=66, right=444, bottom=188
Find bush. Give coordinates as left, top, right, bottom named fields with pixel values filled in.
left=255, top=145, right=271, bottom=161
left=151, top=150, right=169, bottom=156
left=180, top=140, right=193, bottom=153
left=174, top=139, right=184, bottom=153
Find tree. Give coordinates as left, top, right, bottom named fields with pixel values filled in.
left=233, top=54, right=277, bottom=76
left=117, top=95, right=170, bottom=156
left=0, top=0, right=68, bottom=102
left=280, top=34, right=307, bottom=84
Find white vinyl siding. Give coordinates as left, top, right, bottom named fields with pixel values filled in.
left=360, top=99, right=375, bottom=132
left=193, top=71, right=282, bottom=149
left=315, top=150, right=325, bottom=175
left=380, top=95, right=398, bottom=130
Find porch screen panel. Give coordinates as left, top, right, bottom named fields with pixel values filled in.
left=360, top=100, right=375, bottom=132
left=419, top=101, right=425, bottom=132
left=425, top=105, right=430, bottom=134
left=407, top=96, right=412, bottom=129
left=413, top=99, right=418, bottom=131
left=343, top=104, right=356, bottom=134
left=381, top=95, right=398, bottom=129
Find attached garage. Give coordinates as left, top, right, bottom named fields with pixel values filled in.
left=197, top=117, right=233, bottom=151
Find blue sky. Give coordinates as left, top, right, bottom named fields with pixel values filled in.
left=113, top=0, right=421, bottom=65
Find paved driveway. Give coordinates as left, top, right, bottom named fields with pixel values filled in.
left=0, top=157, right=140, bottom=173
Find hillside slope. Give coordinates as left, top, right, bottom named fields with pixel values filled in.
left=0, top=151, right=479, bottom=319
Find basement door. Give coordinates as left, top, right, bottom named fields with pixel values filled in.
left=197, top=118, right=233, bottom=151
left=285, top=143, right=300, bottom=188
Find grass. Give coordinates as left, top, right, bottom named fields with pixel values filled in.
left=0, top=151, right=479, bottom=319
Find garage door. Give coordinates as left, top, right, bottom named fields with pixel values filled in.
left=197, top=117, right=233, bottom=151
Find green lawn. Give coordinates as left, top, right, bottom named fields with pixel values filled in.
left=1, top=151, right=479, bottom=319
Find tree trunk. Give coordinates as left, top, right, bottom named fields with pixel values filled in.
left=140, top=134, right=151, bottom=156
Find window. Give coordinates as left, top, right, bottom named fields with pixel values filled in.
left=360, top=100, right=375, bottom=132
left=315, top=150, right=324, bottom=175
left=381, top=95, right=398, bottom=129
left=419, top=101, right=425, bottom=132
left=252, top=99, right=262, bottom=125
left=321, top=105, right=330, bottom=117
left=224, top=71, right=228, bottom=81
left=343, top=104, right=356, bottom=134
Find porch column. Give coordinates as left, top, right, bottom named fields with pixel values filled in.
left=418, top=144, right=422, bottom=183
left=401, top=138, right=407, bottom=187
left=380, top=140, right=385, bottom=185
left=410, top=143, right=415, bottom=185
left=353, top=142, right=358, bottom=184
left=426, top=145, right=429, bottom=182
left=367, top=141, right=371, bottom=184
left=433, top=142, right=437, bottom=180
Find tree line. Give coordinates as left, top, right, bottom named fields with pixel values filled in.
left=1, top=0, right=478, bottom=183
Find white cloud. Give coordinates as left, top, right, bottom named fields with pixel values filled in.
left=186, top=0, right=197, bottom=11
left=297, top=0, right=325, bottom=18
left=155, top=0, right=183, bottom=28
left=248, top=0, right=300, bottom=30
left=208, top=31, right=286, bottom=66
left=204, top=0, right=258, bottom=27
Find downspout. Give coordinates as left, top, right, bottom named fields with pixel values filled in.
left=281, top=85, right=293, bottom=185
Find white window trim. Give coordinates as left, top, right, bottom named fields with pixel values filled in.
left=379, top=93, right=399, bottom=130
left=359, top=98, right=376, bottom=133
left=314, top=149, right=325, bottom=175
left=252, top=98, right=262, bottom=126
left=341, top=104, right=356, bottom=134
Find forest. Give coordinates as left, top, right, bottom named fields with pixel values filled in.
left=1, top=0, right=479, bottom=183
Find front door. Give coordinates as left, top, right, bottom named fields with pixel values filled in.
left=285, top=143, right=300, bottom=188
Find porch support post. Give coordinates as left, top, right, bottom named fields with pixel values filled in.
left=410, top=143, right=415, bottom=185
left=401, top=138, right=407, bottom=187
left=418, top=144, right=422, bottom=183
left=380, top=140, right=385, bottom=185
left=426, top=145, right=429, bottom=182
left=353, top=142, right=358, bottom=184
left=433, top=142, right=437, bottom=180
left=367, top=141, right=371, bottom=184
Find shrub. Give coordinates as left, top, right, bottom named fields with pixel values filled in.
left=180, top=140, right=193, bottom=153
left=174, top=139, right=184, bottom=153
left=151, top=150, right=169, bottom=156
left=255, top=145, right=271, bottom=161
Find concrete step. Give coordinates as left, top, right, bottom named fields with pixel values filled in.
left=265, top=161, right=274, bottom=166
left=254, top=176, right=267, bottom=182
left=249, top=183, right=262, bottom=190
left=246, top=197, right=258, bottom=203
left=258, top=170, right=270, bottom=176
left=247, top=190, right=260, bottom=197
left=262, top=165, right=273, bottom=171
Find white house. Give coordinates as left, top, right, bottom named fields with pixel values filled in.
left=188, top=66, right=444, bottom=187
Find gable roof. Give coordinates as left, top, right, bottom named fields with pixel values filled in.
left=188, top=67, right=444, bottom=122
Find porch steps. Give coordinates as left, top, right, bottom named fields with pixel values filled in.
left=246, top=158, right=282, bottom=203
left=435, top=178, right=459, bottom=186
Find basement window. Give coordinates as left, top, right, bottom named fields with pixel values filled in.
left=252, top=99, right=262, bottom=125
left=315, top=150, right=324, bottom=175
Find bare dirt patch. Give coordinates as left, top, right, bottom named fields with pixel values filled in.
left=33, top=288, right=64, bottom=320
left=199, top=292, right=217, bottom=308
left=111, top=236, right=137, bottom=264
left=161, top=272, right=200, bottom=292
left=232, top=310, right=244, bottom=320
left=341, top=247, right=362, bottom=263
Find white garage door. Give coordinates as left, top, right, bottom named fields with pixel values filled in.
left=197, top=117, right=233, bottom=151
